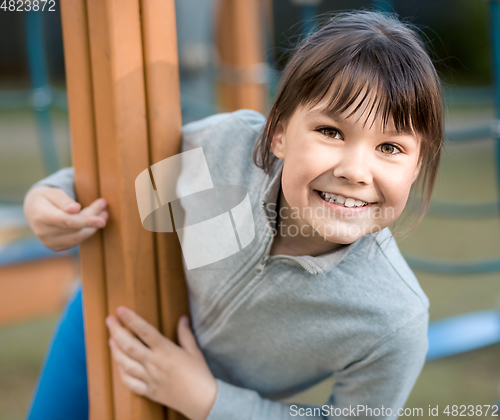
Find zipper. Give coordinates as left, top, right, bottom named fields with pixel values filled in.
left=197, top=249, right=271, bottom=342
left=261, top=200, right=274, bottom=231
left=196, top=204, right=273, bottom=339
left=261, top=201, right=318, bottom=275
left=267, top=254, right=317, bottom=275
left=197, top=199, right=316, bottom=342
left=294, top=258, right=317, bottom=275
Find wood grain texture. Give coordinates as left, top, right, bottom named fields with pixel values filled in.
left=61, top=0, right=196, bottom=418
left=140, top=1, right=189, bottom=418
left=60, top=1, right=114, bottom=418
left=84, top=0, right=163, bottom=418
left=216, top=0, right=268, bottom=113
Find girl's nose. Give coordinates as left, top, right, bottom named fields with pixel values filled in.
left=332, top=148, right=373, bottom=185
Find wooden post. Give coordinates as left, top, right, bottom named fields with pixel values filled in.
left=140, top=1, right=190, bottom=419
left=60, top=1, right=114, bottom=418
left=216, top=0, right=268, bottom=113
left=61, top=0, right=188, bottom=419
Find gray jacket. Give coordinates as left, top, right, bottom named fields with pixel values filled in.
left=35, top=110, right=429, bottom=419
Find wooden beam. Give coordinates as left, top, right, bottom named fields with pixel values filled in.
left=139, top=1, right=189, bottom=418
left=216, top=0, right=268, bottom=113
left=60, top=1, right=114, bottom=419
left=83, top=0, right=164, bottom=418
left=0, top=257, right=78, bottom=327
left=61, top=0, right=190, bottom=418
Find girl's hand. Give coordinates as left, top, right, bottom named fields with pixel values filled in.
left=24, top=185, right=108, bottom=251
left=106, top=308, right=217, bottom=420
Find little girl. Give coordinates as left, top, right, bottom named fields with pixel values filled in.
left=24, top=10, right=442, bottom=420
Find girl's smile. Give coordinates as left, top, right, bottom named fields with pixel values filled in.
left=270, top=91, right=422, bottom=256
left=314, top=189, right=375, bottom=215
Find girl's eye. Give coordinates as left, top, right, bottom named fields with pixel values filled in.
left=379, top=143, right=402, bottom=156
left=318, top=127, right=343, bottom=139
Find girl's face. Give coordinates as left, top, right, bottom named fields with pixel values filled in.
left=271, top=94, right=421, bottom=246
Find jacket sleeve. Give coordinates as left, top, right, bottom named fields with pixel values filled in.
left=205, top=311, right=428, bottom=420
left=30, top=167, right=76, bottom=201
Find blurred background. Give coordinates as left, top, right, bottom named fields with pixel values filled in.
left=1, top=0, right=500, bottom=419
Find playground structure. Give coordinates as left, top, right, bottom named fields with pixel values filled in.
left=0, top=0, right=500, bottom=417
left=60, top=1, right=187, bottom=417
left=59, top=0, right=268, bottom=418
left=0, top=0, right=268, bottom=418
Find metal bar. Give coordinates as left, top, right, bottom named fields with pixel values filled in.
left=427, top=311, right=500, bottom=360
left=300, top=5, right=318, bottom=35
left=373, top=0, right=394, bottom=13
left=404, top=254, right=500, bottom=274
left=490, top=0, right=500, bottom=213
left=417, top=199, right=500, bottom=219
left=0, top=237, right=77, bottom=266
left=25, top=11, right=60, bottom=174
left=445, top=124, right=495, bottom=142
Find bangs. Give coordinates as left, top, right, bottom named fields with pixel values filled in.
left=317, top=66, right=415, bottom=135
left=299, top=45, right=436, bottom=139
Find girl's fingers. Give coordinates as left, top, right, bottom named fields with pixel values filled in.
left=80, top=198, right=107, bottom=217
left=43, top=187, right=82, bottom=213
left=97, top=210, right=109, bottom=221
left=38, top=227, right=99, bottom=251
left=109, top=338, right=148, bottom=381
left=116, top=307, right=174, bottom=352
left=106, top=315, right=152, bottom=361
left=116, top=365, right=149, bottom=397
left=177, top=316, right=199, bottom=355
left=42, top=196, right=107, bottom=231
left=44, top=206, right=106, bottom=231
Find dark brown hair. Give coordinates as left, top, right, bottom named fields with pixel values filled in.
left=253, top=10, right=443, bottom=236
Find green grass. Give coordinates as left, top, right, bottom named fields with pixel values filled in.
left=0, top=316, right=59, bottom=420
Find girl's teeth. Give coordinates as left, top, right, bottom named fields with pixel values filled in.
left=336, top=195, right=346, bottom=204
left=344, top=198, right=355, bottom=207
left=319, top=191, right=368, bottom=207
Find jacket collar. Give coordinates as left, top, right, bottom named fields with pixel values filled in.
left=261, top=159, right=367, bottom=275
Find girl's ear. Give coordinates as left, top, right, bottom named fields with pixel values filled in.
left=412, top=161, right=422, bottom=184
left=270, top=124, right=286, bottom=159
